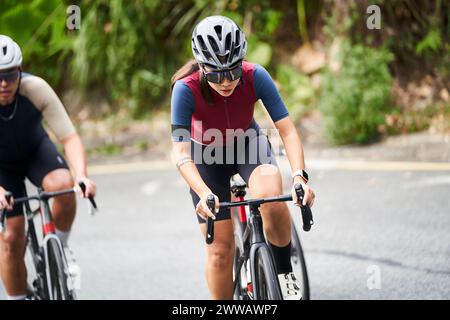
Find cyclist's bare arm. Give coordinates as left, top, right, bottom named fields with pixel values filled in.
left=275, top=117, right=315, bottom=207
left=20, top=75, right=95, bottom=198
left=172, top=141, right=218, bottom=219
left=61, top=133, right=96, bottom=197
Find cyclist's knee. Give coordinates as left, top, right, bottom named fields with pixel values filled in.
left=249, top=165, right=282, bottom=198
left=1, top=230, right=26, bottom=258
left=42, top=169, right=74, bottom=192
left=207, top=242, right=234, bottom=269
left=252, top=164, right=280, bottom=179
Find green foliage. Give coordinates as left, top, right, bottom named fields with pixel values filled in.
left=318, top=42, right=394, bottom=145
left=385, top=105, right=444, bottom=135
left=246, top=36, right=272, bottom=67
left=0, top=0, right=72, bottom=87
left=2, top=0, right=448, bottom=141
left=87, top=143, right=122, bottom=156
left=276, top=65, right=315, bottom=121
left=69, top=0, right=285, bottom=117
left=70, top=0, right=215, bottom=117
left=416, top=29, right=442, bottom=56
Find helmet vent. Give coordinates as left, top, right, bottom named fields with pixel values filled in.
left=197, top=36, right=208, bottom=51
left=233, top=45, right=241, bottom=59
left=214, top=26, right=222, bottom=40
left=207, top=36, right=219, bottom=53
left=2, top=46, right=6, bottom=55
left=224, top=33, right=231, bottom=51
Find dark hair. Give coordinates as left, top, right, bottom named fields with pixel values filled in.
left=170, top=59, right=213, bottom=105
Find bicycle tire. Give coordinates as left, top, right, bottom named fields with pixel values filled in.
left=291, top=220, right=310, bottom=300
left=44, top=238, right=73, bottom=300
left=253, top=245, right=283, bottom=300
left=26, top=217, right=46, bottom=300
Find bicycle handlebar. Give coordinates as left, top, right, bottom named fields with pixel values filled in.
left=2, top=182, right=98, bottom=213
left=204, top=183, right=314, bottom=244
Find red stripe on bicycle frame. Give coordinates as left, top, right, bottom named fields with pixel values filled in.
left=237, top=196, right=247, bottom=223
left=43, top=223, right=56, bottom=235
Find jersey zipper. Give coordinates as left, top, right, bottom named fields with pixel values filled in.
left=224, top=98, right=231, bottom=128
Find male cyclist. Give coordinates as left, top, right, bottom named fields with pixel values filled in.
left=171, top=16, right=315, bottom=300
left=0, top=35, right=96, bottom=300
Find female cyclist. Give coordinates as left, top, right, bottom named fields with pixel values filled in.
left=170, top=15, right=315, bottom=300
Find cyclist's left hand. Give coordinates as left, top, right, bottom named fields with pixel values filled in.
left=76, top=176, right=97, bottom=198
left=291, top=177, right=315, bottom=208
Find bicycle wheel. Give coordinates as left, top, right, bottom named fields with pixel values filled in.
left=25, top=220, right=45, bottom=300
left=291, top=221, right=310, bottom=300
left=44, top=238, right=74, bottom=300
left=253, top=245, right=283, bottom=300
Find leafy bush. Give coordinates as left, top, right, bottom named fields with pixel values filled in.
left=318, top=41, right=394, bottom=144
left=0, top=0, right=72, bottom=88
left=70, top=0, right=217, bottom=117
left=276, top=64, right=315, bottom=121
left=69, top=0, right=284, bottom=117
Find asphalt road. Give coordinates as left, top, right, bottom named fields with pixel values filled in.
left=1, top=159, right=449, bottom=300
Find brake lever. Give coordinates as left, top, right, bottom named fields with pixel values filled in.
left=294, top=183, right=314, bottom=231
left=78, top=182, right=98, bottom=215
left=206, top=195, right=215, bottom=244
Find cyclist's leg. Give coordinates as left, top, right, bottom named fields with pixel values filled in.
left=248, top=165, right=291, bottom=247
left=239, top=133, right=303, bottom=299
left=0, top=164, right=28, bottom=298
left=238, top=133, right=292, bottom=248
left=190, top=142, right=236, bottom=299
left=26, top=137, right=75, bottom=238
left=200, top=220, right=235, bottom=299
left=238, top=133, right=293, bottom=274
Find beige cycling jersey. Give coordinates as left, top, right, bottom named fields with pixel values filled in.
left=0, top=73, right=76, bottom=162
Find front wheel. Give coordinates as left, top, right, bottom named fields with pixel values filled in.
left=44, top=238, right=75, bottom=300
left=291, top=221, right=310, bottom=300
left=253, top=245, right=283, bottom=300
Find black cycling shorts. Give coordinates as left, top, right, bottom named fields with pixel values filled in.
left=190, top=131, right=278, bottom=223
left=0, top=137, right=69, bottom=218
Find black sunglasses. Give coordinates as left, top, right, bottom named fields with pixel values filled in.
left=0, top=70, right=20, bottom=84
left=202, top=64, right=243, bottom=84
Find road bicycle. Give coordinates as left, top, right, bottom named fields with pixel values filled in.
left=0, top=183, right=97, bottom=300
left=205, top=175, right=313, bottom=300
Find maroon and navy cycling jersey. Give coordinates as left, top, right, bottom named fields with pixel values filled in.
left=171, top=61, right=289, bottom=145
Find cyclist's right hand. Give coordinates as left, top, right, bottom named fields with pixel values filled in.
left=0, top=187, right=13, bottom=211
left=196, top=192, right=220, bottom=221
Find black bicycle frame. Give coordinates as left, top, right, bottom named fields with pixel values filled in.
left=245, top=203, right=276, bottom=299
left=205, top=182, right=314, bottom=299
left=1, top=183, right=97, bottom=299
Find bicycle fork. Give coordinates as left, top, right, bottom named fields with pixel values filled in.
left=39, top=197, right=74, bottom=299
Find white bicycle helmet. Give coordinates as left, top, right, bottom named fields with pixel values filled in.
left=192, top=15, right=247, bottom=69
left=0, top=35, right=22, bottom=70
